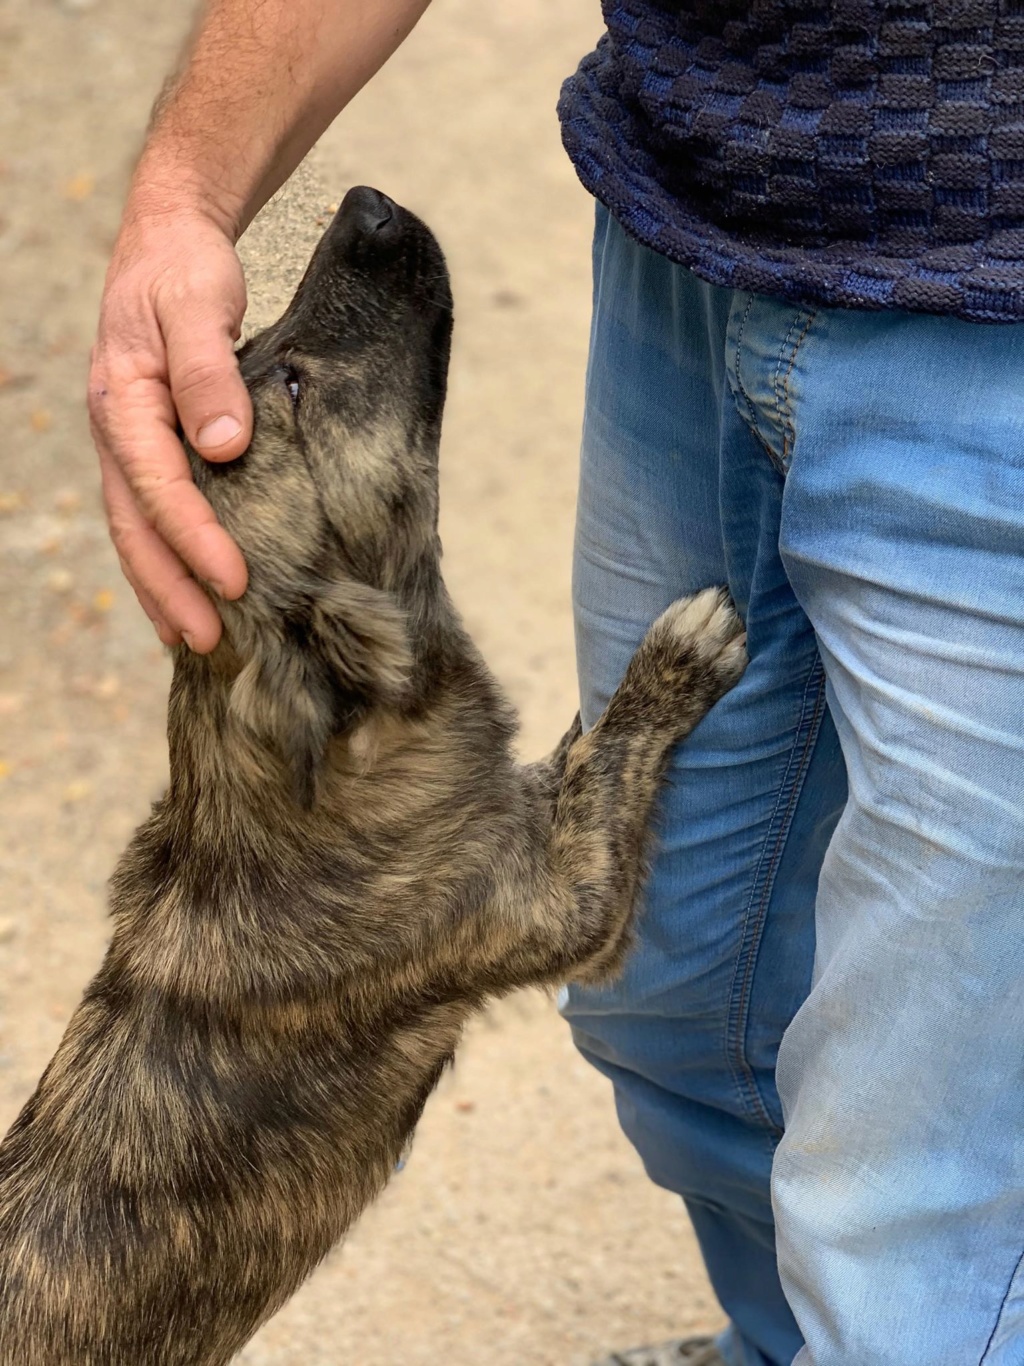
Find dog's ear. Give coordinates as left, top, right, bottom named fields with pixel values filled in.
left=229, top=582, right=414, bottom=807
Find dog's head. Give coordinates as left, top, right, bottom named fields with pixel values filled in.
left=186, top=187, right=455, bottom=804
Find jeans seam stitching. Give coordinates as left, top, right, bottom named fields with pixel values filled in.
left=730, top=293, right=788, bottom=476
left=773, top=308, right=804, bottom=433
left=725, top=656, right=828, bottom=1135
left=780, top=308, right=818, bottom=464
left=979, top=1245, right=1024, bottom=1363
left=731, top=293, right=779, bottom=471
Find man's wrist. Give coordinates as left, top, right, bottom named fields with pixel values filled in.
left=126, top=144, right=251, bottom=244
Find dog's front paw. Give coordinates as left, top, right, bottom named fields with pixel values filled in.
left=653, top=585, right=747, bottom=685
left=622, top=587, right=747, bottom=733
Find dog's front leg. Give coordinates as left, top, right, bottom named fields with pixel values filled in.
left=497, top=589, right=747, bottom=988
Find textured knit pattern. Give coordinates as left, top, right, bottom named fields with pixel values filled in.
left=559, top=1, right=1024, bottom=322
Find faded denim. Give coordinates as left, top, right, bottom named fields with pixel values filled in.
left=564, top=205, right=1024, bottom=1366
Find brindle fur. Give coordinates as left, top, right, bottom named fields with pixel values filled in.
left=0, top=188, right=746, bottom=1365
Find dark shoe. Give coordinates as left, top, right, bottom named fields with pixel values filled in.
left=591, top=1337, right=726, bottom=1366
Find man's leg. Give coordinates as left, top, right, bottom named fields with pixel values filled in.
left=746, top=301, right=1024, bottom=1364
left=565, top=207, right=846, bottom=1366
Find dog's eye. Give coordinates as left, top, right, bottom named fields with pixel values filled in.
left=276, top=365, right=301, bottom=408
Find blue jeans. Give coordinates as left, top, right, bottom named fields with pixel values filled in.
left=563, top=205, right=1024, bottom=1366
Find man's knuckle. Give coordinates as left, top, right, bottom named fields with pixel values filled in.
left=131, top=471, right=198, bottom=524
left=130, top=470, right=172, bottom=504
left=107, top=515, right=143, bottom=556
left=173, top=520, right=217, bottom=562
left=173, top=355, right=227, bottom=390
left=155, top=267, right=221, bottom=318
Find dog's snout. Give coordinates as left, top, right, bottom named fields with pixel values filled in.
left=284, top=183, right=449, bottom=347
left=336, top=185, right=399, bottom=243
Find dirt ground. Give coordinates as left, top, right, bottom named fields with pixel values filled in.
left=0, top=2, right=723, bottom=1361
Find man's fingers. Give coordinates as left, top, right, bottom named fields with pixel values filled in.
left=160, top=269, right=252, bottom=463
left=131, top=441, right=248, bottom=597
left=90, top=217, right=253, bottom=640
left=90, top=376, right=248, bottom=601
left=97, top=448, right=231, bottom=654
left=117, top=560, right=182, bottom=649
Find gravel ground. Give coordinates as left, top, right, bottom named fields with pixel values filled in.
left=0, top=2, right=723, bottom=1361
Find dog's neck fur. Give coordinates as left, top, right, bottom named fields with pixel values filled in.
left=107, top=563, right=520, bottom=1022
left=149, top=567, right=514, bottom=885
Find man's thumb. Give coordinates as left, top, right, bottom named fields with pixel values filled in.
left=164, top=308, right=252, bottom=463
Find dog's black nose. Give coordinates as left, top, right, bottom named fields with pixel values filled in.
left=337, top=185, right=397, bottom=238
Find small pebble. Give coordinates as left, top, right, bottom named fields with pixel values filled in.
left=63, top=172, right=95, bottom=201
left=46, top=568, right=73, bottom=594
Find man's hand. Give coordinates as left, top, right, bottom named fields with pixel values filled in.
left=89, top=209, right=251, bottom=652
left=89, top=0, right=433, bottom=651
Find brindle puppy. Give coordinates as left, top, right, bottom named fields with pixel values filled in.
left=0, top=188, right=746, bottom=1365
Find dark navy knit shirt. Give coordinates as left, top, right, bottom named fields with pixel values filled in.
left=558, top=1, right=1024, bottom=322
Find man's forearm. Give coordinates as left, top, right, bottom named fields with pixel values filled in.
left=131, top=0, right=432, bottom=237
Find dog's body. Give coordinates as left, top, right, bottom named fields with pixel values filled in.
left=0, top=188, right=745, bottom=1365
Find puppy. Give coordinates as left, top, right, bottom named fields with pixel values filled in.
left=0, top=187, right=746, bottom=1365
